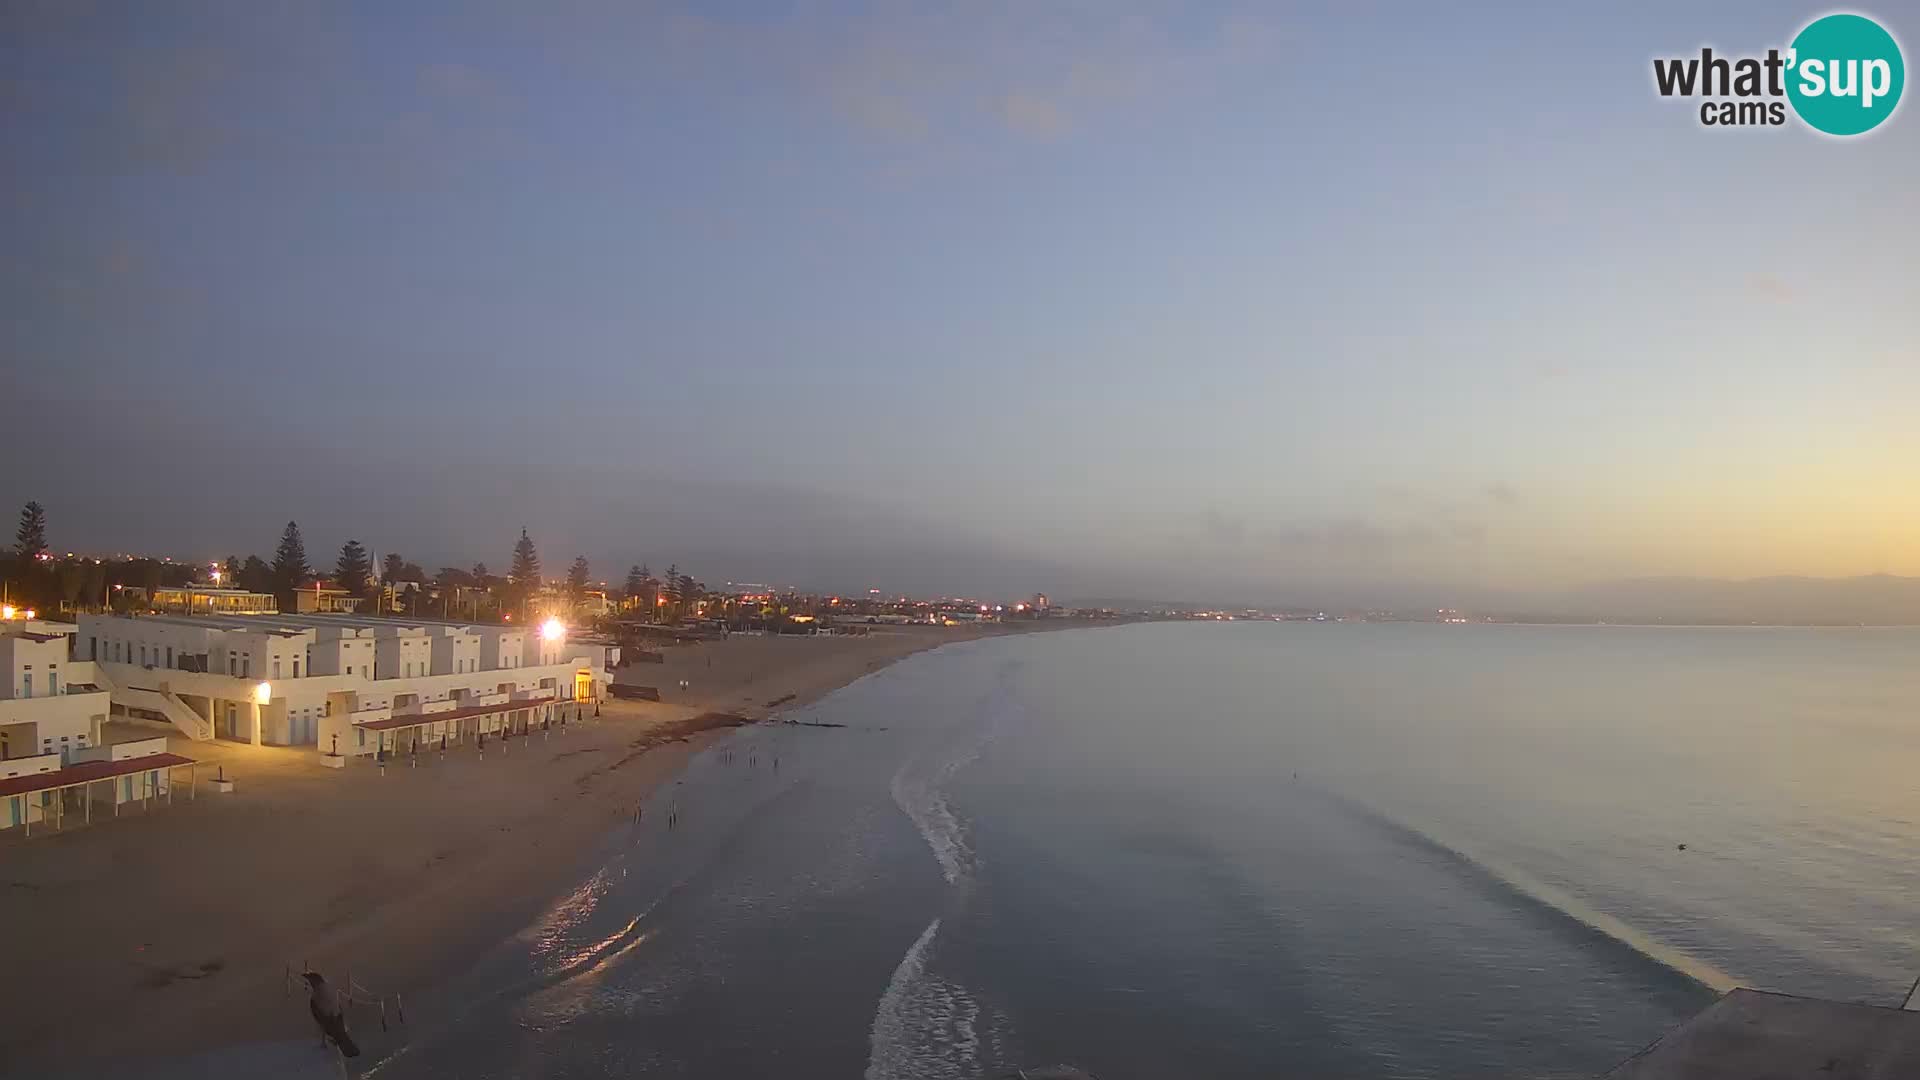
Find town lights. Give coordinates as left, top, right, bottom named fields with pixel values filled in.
left=255, top=681, right=272, bottom=704
left=541, top=616, right=566, bottom=642
left=1, top=605, right=13, bottom=620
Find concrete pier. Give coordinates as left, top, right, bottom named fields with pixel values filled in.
left=1604, top=987, right=1920, bottom=1078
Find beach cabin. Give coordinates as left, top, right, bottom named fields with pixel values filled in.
left=1, top=738, right=197, bottom=835
left=71, top=738, right=179, bottom=808
left=1, top=753, right=62, bottom=830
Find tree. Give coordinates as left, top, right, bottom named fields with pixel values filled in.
left=678, top=573, right=698, bottom=613
left=624, top=565, right=645, bottom=601
left=223, top=555, right=241, bottom=584
left=272, top=521, right=311, bottom=607
left=400, top=561, right=425, bottom=582
left=382, top=552, right=405, bottom=585
left=15, top=501, right=48, bottom=560
left=470, top=562, right=490, bottom=586
left=510, top=528, right=540, bottom=588
left=567, top=556, right=591, bottom=598
left=57, top=559, right=88, bottom=607
left=664, top=564, right=680, bottom=601
left=82, top=560, right=106, bottom=609
left=239, top=555, right=274, bottom=594
left=437, top=567, right=474, bottom=589
left=335, top=540, right=372, bottom=599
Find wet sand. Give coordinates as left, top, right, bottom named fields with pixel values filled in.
left=0, top=623, right=1041, bottom=1074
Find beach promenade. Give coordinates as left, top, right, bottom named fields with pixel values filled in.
left=0, top=623, right=1034, bottom=1073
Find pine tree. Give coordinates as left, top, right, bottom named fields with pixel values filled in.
left=382, top=552, right=405, bottom=585
left=510, top=528, right=540, bottom=588
left=240, top=555, right=273, bottom=594
left=567, top=556, right=590, bottom=597
left=15, top=501, right=48, bottom=560
left=471, top=562, right=490, bottom=587
left=624, top=564, right=645, bottom=600
left=223, top=555, right=241, bottom=583
left=335, top=540, right=372, bottom=598
left=271, top=521, right=310, bottom=607
left=664, top=564, right=680, bottom=601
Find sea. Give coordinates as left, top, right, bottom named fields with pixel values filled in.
left=344, top=623, right=1920, bottom=1077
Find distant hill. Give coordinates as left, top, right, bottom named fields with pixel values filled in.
left=1537, top=575, right=1920, bottom=626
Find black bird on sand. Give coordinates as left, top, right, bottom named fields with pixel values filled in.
left=303, top=971, right=362, bottom=1058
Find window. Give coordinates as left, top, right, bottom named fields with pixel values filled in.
left=49, top=672, right=58, bottom=695
left=166, top=646, right=173, bottom=667
left=241, top=656, right=250, bottom=678
left=273, top=660, right=282, bottom=679
left=22, top=674, right=32, bottom=698
left=293, top=658, right=300, bottom=678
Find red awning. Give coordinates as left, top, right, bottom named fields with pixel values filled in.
left=0, top=753, right=197, bottom=799
left=354, top=700, right=548, bottom=732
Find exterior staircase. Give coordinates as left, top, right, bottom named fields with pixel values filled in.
left=92, top=666, right=215, bottom=741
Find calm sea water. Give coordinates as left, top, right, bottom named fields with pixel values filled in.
left=366, top=622, right=1920, bottom=1079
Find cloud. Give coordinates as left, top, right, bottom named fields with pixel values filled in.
left=1747, top=273, right=1793, bottom=304
left=420, top=61, right=491, bottom=102
left=999, top=91, right=1067, bottom=138
left=1204, top=508, right=1248, bottom=546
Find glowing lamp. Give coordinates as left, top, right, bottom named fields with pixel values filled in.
left=540, top=616, right=566, bottom=642
left=1, top=605, right=13, bottom=620
left=254, top=681, right=272, bottom=704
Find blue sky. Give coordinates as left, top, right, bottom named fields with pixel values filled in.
left=4, top=2, right=1916, bottom=603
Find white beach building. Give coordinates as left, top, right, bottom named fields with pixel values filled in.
left=74, top=612, right=617, bottom=756
left=0, top=620, right=110, bottom=764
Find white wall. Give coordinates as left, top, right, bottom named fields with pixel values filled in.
left=430, top=630, right=481, bottom=675
left=0, top=633, right=70, bottom=699
left=477, top=628, right=526, bottom=670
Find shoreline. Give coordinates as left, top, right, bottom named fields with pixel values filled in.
left=0, top=622, right=1063, bottom=1075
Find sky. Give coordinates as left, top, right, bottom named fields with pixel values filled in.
left=3, top=1, right=1917, bottom=605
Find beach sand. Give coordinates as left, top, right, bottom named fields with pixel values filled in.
left=0, top=623, right=1038, bottom=1073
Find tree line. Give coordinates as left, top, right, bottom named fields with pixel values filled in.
left=3, top=502, right=712, bottom=624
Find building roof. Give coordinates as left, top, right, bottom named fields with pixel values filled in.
left=0, top=752, right=197, bottom=799
left=87, top=611, right=535, bottom=637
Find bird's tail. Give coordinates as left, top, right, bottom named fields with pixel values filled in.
left=336, top=1032, right=362, bottom=1059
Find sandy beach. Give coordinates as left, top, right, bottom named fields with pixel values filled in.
left=0, top=623, right=1041, bottom=1074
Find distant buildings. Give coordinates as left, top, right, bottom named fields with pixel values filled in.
left=293, top=582, right=365, bottom=614
left=150, top=585, right=279, bottom=616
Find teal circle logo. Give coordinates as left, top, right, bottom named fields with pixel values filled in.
left=1786, top=13, right=1904, bottom=135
